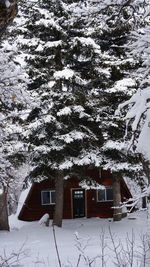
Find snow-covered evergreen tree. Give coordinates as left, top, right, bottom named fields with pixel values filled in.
left=15, top=0, right=110, bottom=226
left=15, top=0, right=143, bottom=177
left=95, top=0, right=147, bottom=220
left=3, top=0, right=149, bottom=224
left=116, top=1, right=150, bottom=183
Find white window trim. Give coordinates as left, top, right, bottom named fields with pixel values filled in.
left=97, top=186, right=113, bottom=202
left=41, top=190, right=56, bottom=205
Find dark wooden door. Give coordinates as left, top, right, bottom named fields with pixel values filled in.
left=72, top=189, right=85, bottom=218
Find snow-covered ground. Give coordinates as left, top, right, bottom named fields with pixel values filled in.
left=0, top=210, right=150, bottom=266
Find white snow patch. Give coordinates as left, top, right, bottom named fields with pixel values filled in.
left=5, top=0, right=11, bottom=7
left=59, top=160, right=73, bottom=170
left=2, top=210, right=150, bottom=267
left=45, top=40, right=62, bottom=48
left=43, top=115, right=54, bottom=123
left=57, top=107, right=72, bottom=116
left=0, top=189, right=3, bottom=194
left=75, top=37, right=100, bottom=51
left=109, top=78, right=136, bottom=94
left=102, top=140, right=128, bottom=151
left=73, top=105, right=84, bottom=113
left=35, top=40, right=62, bottom=52
left=58, top=131, right=86, bottom=143
left=73, top=153, right=102, bottom=167
left=16, top=185, right=32, bottom=216
left=54, top=68, right=74, bottom=80
left=36, top=18, right=61, bottom=30
left=79, top=180, right=105, bottom=190
left=35, top=43, right=43, bottom=52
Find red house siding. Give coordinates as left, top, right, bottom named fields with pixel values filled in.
left=18, top=169, right=132, bottom=221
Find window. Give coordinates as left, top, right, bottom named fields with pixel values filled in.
left=73, top=190, right=84, bottom=199
left=97, top=186, right=113, bottom=202
left=41, top=190, right=56, bottom=205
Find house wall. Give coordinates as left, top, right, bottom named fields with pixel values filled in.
left=18, top=169, right=132, bottom=221
left=18, top=179, right=56, bottom=221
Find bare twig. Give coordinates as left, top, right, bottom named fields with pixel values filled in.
left=52, top=224, right=62, bottom=267
left=109, top=226, right=122, bottom=267
left=99, top=228, right=107, bottom=267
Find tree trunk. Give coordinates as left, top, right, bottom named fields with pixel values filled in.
left=142, top=196, right=147, bottom=209
left=0, top=0, right=17, bottom=38
left=0, top=189, right=9, bottom=231
left=139, top=155, right=150, bottom=185
left=113, top=173, right=122, bottom=221
left=53, top=170, right=64, bottom=227
left=139, top=155, right=150, bottom=209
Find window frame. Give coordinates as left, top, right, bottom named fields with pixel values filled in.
left=97, top=186, right=113, bottom=202
left=41, top=190, right=56, bottom=205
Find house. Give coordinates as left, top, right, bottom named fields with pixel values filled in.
left=18, top=169, right=132, bottom=221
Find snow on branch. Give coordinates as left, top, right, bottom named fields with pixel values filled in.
left=116, top=88, right=150, bottom=159
left=119, top=186, right=150, bottom=213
